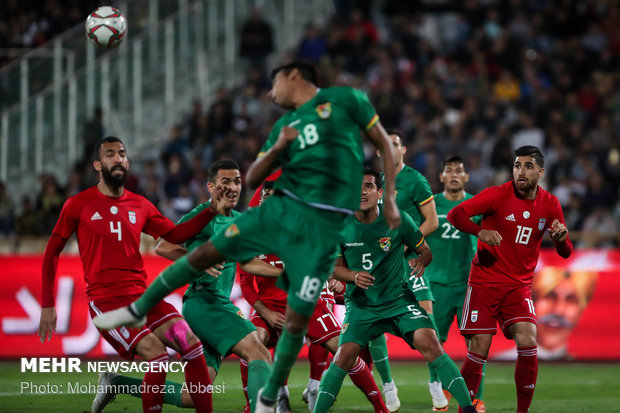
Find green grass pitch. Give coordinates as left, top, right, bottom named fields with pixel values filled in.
left=1, top=360, right=619, bottom=412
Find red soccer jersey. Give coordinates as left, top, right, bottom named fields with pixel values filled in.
left=449, top=181, right=567, bottom=286
left=239, top=253, right=287, bottom=310
left=51, top=186, right=176, bottom=301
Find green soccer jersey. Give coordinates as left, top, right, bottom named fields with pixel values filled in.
left=394, top=164, right=434, bottom=225
left=340, top=206, right=424, bottom=308
left=179, top=202, right=242, bottom=298
left=425, top=192, right=480, bottom=285
left=259, top=86, right=378, bottom=213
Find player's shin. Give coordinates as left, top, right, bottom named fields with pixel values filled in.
left=248, top=359, right=272, bottom=412
left=515, top=346, right=538, bottom=413
left=368, top=334, right=393, bottom=385
left=261, top=328, right=307, bottom=402
left=431, top=354, right=474, bottom=410
left=348, top=357, right=388, bottom=412
left=314, top=364, right=348, bottom=413
left=133, top=255, right=204, bottom=315
left=181, top=342, right=212, bottom=413
left=142, top=354, right=168, bottom=413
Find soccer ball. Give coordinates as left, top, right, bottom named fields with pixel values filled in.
left=85, top=6, right=127, bottom=49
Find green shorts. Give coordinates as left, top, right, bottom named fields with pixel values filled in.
left=339, top=293, right=434, bottom=349
left=403, top=256, right=434, bottom=302
left=430, top=281, right=467, bottom=342
left=211, top=193, right=345, bottom=316
left=182, top=291, right=255, bottom=372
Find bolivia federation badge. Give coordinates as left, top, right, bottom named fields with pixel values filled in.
left=379, top=237, right=391, bottom=252
left=316, top=102, right=332, bottom=119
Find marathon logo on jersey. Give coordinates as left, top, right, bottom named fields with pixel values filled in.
left=225, top=224, right=240, bottom=238
left=128, top=211, right=136, bottom=224
left=379, top=237, right=391, bottom=252
left=471, top=310, right=478, bottom=322
left=538, top=218, right=546, bottom=231
left=316, top=102, right=332, bottom=119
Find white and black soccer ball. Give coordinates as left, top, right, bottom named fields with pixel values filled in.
left=85, top=6, right=127, bottom=49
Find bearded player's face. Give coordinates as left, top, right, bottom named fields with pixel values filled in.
left=513, top=156, right=543, bottom=192
left=96, top=141, right=129, bottom=188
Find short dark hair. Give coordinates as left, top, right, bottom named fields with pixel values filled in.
left=208, top=159, right=240, bottom=182
left=441, top=155, right=465, bottom=171
left=363, top=167, right=383, bottom=189
left=514, top=145, right=544, bottom=167
left=270, top=61, right=318, bottom=86
left=385, top=128, right=404, bottom=139
left=262, top=180, right=275, bottom=191
left=95, top=136, right=124, bottom=160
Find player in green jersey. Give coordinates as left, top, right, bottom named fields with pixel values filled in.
left=94, top=62, right=401, bottom=413
left=155, top=160, right=282, bottom=411
left=313, top=169, right=477, bottom=413
left=375, top=129, right=441, bottom=409
left=425, top=155, right=486, bottom=412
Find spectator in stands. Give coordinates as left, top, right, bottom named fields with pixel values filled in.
left=297, top=24, right=327, bottom=63
left=83, top=107, right=104, bottom=162
left=35, top=174, right=65, bottom=234
left=15, top=196, right=41, bottom=237
left=0, top=181, right=14, bottom=236
left=239, top=7, right=273, bottom=70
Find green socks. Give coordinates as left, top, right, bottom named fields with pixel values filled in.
left=133, top=255, right=203, bottom=315
left=427, top=362, right=440, bottom=382
left=476, top=362, right=486, bottom=399
left=110, top=375, right=184, bottom=407
left=431, top=353, right=473, bottom=408
left=314, top=364, right=348, bottom=413
left=248, top=359, right=272, bottom=412
left=368, top=334, right=393, bottom=384
left=261, top=328, right=306, bottom=402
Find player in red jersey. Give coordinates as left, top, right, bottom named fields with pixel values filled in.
left=447, top=145, right=573, bottom=413
left=239, top=180, right=388, bottom=413
left=38, top=137, right=223, bottom=413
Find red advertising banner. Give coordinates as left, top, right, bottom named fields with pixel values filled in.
left=1, top=250, right=618, bottom=360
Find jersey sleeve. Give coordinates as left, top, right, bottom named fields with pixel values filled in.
left=401, top=211, right=425, bottom=250
left=344, top=88, right=379, bottom=131
left=412, top=173, right=434, bottom=207
left=51, top=197, right=79, bottom=240
left=448, top=186, right=501, bottom=234
left=142, top=198, right=176, bottom=238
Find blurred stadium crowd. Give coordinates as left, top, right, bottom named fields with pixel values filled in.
left=0, top=0, right=618, bottom=248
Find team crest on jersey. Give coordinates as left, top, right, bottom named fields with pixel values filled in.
left=538, top=218, right=546, bottom=231
left=225, top=224, right=240, bottom=238
left=471, top=310, right=478, bottom=323
left=316, top=102, right=332, bottom=119
left=237, top=310, right=245, bottom=319
left=379, top=237, right=391, bottom=252
left=341, top=323, right=349, bottom=334
left=128, top=211, right=136, bottom=224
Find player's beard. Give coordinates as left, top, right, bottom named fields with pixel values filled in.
left=101, top=164, right=128, bottom=189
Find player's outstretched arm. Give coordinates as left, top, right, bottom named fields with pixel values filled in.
left=366, top=121, right=400, bottom=229
left=155, top=238, right=188, bottom=261
left=246, top=126, right=298, bottom=189
left=240, top=257, right=283, bottom=278
left=39, top=233, right=69, bottom=342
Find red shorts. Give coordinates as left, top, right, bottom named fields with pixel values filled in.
left=89, top=295, right=182, bottom=359
left=460, top=284, right=537, bottom=339
left=250, top=298, right=341, bottom=348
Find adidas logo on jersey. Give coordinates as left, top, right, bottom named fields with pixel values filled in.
left=91, top=212, right=102, bottom=221
left=505, top=214, right=516, bottom=221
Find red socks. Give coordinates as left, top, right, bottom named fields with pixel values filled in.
left=349, top=357, right=387, bottom=413
left=142, top=354, right=168, bottom=413
left=515, top=346, right=538, bottom=413
left=359, top=346, right=373, bottom=371
left=182, top=342, right=212, bottom=413
left=240, top=358, right=250, bottom=409
left=308, top=342, right=330, bottom=380
left=458, top=352, right=487, bottom=413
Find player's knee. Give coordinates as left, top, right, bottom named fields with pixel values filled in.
left=283, top=309, right=309, bottom=334
left=512, top=325, right=537, bottom=348
left=135, top=333, right=168, bottom=360
left=165, top=319, right=198, bottom=353
left=333, top=344, right=359, bottom=371
left=238, top=333, right=271, bottom=363
left=414, top=328, right=444, bottom=361
left=468, top=334, right=492, bottom=356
